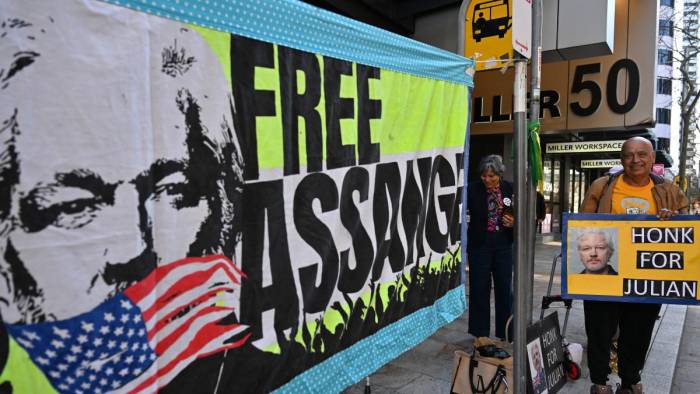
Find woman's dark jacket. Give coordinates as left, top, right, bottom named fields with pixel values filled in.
left=466, top=179, right=514, bottom=249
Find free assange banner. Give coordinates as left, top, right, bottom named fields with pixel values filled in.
left=563, top=213, right=700, bottom=305
left=0, top=0, right=474, bottom=393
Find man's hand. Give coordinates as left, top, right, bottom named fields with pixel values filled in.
left=657, top=208, right=678, bottom=220
left=502, top=214, right=514, bottom=228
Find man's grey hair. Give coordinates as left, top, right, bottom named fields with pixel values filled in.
left=478, top=154, right=505, bottom=177
left=576, top=230, right=615, bottom=254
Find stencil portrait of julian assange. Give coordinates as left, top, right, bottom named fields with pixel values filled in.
left=0, top=0, right=248, bottom=392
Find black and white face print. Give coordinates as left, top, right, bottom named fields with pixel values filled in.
left=0, top=0, right=244, bottom=324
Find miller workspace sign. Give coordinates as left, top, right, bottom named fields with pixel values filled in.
left=545, top=140, right=624, bottom=154
left=581, top=159, right=621, bottom=169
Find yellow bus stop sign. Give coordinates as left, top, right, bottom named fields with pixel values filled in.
left=464, top=0, right=514, bottom=71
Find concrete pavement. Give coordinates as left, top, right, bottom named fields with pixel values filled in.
left=672, top=305, right=700, bottom=392
left=343, top=237, right=689, bottom=393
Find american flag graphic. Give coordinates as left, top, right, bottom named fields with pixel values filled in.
left=6, top=255, right=250, bottom=393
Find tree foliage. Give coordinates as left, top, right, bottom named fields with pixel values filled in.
left=658, top=2, right=700, bottom=194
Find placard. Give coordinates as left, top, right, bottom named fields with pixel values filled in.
left=563, top=213, right=700, bottom=304
left=526, top=312, right=566, bottom=394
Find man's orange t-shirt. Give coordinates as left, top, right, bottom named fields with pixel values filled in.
left=610, top=175, right=657, bottom=215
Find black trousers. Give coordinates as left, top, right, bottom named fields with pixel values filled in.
left=583, top=300, right=661, bottom=387
left=467, top=232, right=513, bottom=339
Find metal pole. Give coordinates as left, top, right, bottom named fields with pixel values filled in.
left=513, top=55, right=528, bottom=394
left=526, top=0, right=543, bottom=326
left=458, top=0, right=469, bottom=56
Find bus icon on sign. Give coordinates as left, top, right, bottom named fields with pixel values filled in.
left=472, top=0, right=511, bottom=42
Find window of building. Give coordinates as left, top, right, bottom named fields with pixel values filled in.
left=657, top=78, right=672, bottom=94
left=661, top=0, right=673, bottom=7
left=657, top=108, right=671, bottom=124
left=659, top=20, right=674, bottom=36
left=658, top=49, right=673, bottom=65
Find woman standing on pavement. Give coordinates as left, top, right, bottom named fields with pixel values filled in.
left=466, top=155, right=514, bottom=340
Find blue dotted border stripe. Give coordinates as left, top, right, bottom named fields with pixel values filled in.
left=272, top=286, right=467, bottom=394
left=98, top=0, right=474, bottom=86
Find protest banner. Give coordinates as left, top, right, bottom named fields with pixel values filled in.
left=0, top=0, right=474, bottom=392
left=563, top=213, right=700, bottom=304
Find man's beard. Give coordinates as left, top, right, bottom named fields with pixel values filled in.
left=2, top=244, right=159, bottom=325
left=586, top=263, right=609, bottom=274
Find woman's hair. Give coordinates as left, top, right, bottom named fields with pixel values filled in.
left=478, top=154, right=506, bottom=177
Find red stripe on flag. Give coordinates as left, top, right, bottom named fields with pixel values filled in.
left=127, top=325, right=250, bottom=394
left=140, top=262, right=241, bottom=323
left=198, top=333, right=251, bottom=359
left=147, top=285, right=233, bottom=340
left=154, top=306, right=233, bottom=355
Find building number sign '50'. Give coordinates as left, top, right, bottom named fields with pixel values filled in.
left=570, top=58, right=640, bottom=116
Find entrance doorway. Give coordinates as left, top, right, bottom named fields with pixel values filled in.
left=542, top=157, right=592, bottom=233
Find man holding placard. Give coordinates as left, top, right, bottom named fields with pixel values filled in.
left=579, top=137, right=689, bottom=394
